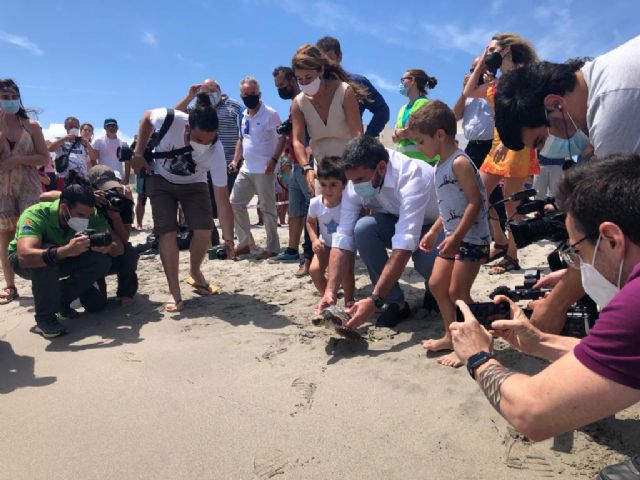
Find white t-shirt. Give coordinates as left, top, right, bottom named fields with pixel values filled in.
left=92, top=135, right=128, bottom=179
left=149, top=108, right=227, bottom=187
left=308, top=195, right=342, bottom=247
left=56, top=139, right=90, bottom=179
left=239, top=103, right=281, bottom=174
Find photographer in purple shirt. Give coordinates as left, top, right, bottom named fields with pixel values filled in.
left=451, top=154, right=640, bottom=479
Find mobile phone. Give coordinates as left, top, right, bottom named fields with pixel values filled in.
left=455, top=301, right=510, bottom=328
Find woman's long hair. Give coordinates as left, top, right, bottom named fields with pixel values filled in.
left=292, top=44, right=371, bottom=103
left=492, top=33, right=538, bottom=66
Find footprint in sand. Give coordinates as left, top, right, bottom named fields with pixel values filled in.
left=253, top=449, right=288, bottom=479
left=290, top=377, right=317, bottom=415
left=504, top=427, right=563, bottom=477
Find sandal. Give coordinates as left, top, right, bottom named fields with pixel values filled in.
left=186, top=276, right=219, bottom=296
left=165, top=298, right=185, bottom=313
left=487, top=243, right=509, bottom=263
left=488, top=255, right=521, bottom=275
left=0, top=286, right=18, bottom=305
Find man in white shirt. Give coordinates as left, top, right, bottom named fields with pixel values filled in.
left=131, top=98, right=235, bottom=312
left=47, top=116, right=96, bottom=188
left=229, top=76, right=286, bottom=260
left=92, top=118, right=130, bottom=182
left=317, top=136, right=440, bottom=328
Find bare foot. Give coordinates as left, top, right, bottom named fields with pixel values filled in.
left=422, top=336, right=453, bottom=352
left=437, top=352, right=464, bottom=368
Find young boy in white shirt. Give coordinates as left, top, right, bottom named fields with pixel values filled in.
left=408, top=100, right=491, bottom=368
left=307, top=156, right=355, bottom=313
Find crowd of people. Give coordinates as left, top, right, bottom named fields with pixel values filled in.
left=2, top=32, right=640, bottom=478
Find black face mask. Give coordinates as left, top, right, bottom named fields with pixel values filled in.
left=242, top=94, right=260, bottom=109
left=484, top=51, right=503, bottom=74
left=277, top=86, right=294, bottom=100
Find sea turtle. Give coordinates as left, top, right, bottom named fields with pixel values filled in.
left=311, top=306, right=362, bottom=340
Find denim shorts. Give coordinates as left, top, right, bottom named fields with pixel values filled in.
left=438, top=241, right=490, bottom=262
left=288, top=164, right=311, bottom=218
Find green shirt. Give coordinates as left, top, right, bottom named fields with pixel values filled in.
left=8, top=199, right=109, bottom=256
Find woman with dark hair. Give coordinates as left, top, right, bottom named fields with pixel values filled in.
left=291, top=44, right=365, bottom=195
left=0, top=78, right=49, bottom=304
left=463, top=33, right=540, bottom=274
left=393, top=68, right=438, bottom=165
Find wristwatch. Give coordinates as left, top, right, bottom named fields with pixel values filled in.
left=369, top=294, right=385, bottom=309
left=467, top=351, right=495, bottom=380
left=302, top=164, right=314, bottom=173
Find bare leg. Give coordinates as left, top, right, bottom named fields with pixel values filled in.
left=342, top=252, right=356, bottom=307
left=423, top=257, right=455, bottom=352
left=0, top=230, right=16, bottom=299
left=310, top=249, right=329, bottom=310
left=288, top=216, right=304, bottom=250
left=158, top=231, right=182, bottom=305
left=188, top=229, right=211, bottom=286
left=135, top=196, right=146, bottom=229
left=480, top=171, right=509, bottom=247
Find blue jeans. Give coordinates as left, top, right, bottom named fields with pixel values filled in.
left=354, top=213, right=441, bottom=305
left=289, top=164, right=313, bottom=261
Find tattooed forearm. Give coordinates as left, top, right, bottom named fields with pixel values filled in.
left=478, top=364, right=516, bottom=413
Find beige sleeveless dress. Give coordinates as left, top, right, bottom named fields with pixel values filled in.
left=0, top=123, right=42, bottom=232
left=295, top=81, right=353, bottom=162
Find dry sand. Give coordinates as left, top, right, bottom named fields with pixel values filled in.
left=1, top=201, right=639, bottom=480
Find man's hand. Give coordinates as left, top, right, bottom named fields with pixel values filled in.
left=132, top=154, right=150, bottom=176
left=264, top=160, right=276, bottom=175
left=533, top=269, right=567, bottom=290
left=345, top=298, right=375, bottom=329
left=304, top=169, right=316, bottom=197
left=450, top=300, right=494, bottom=364
left=527, top=296, right=570, bottom=332
left=419, top=229, right=439, bottom=252
left=312, top=239, right=324, bottom=254
left=489, top=296, right=543, bottom=356
left=228, top=161, right=239, bottom=173
left=59, top=235, right=91, bottom=258
left=437, top=235, right=460, bottom=258
left=188, top=83, right=202, bottom=98
left=316, top=292, right=337, bottom=316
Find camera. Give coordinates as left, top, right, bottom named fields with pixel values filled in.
left=507, top=193, right=568, bottom=249
left=276, top=119, right=292, bottom=135
left=208, top=245, right=227, bottom=260
left=490, top=269, right=547, bottom=302
left=77, top=229, right=113, bottom=247
left=455, top=301, right=510, bottom=328
left=117, top=145, right=134, bottom=162
left=95, top=189, right=130, bottom=218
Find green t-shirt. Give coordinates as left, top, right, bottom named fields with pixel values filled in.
left=8, top=199, right=109, bottom=256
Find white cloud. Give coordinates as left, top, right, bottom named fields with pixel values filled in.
left=0, top=30, right=44, bottom=55
left=142, top=31, right=157, bottom=47
left=175, top=53, right=204, bottom=69
left=420, top=23, right=495, bottom=55
left=42, top=123, right=133, bottom=145
left=365, top=73, right=397, bottom=93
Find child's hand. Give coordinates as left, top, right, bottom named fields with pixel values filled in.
left=312, top=239, right=324, bottom=254
left=437, top=236, right=461, bottom=258
left=419, top=230, right=438, bottom=252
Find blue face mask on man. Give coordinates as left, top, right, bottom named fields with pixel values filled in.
left=0, top=99, right=21, bottom=114
left=353, top=168, right=383, bottom=200
left=540, top=108, right=590, bottom=159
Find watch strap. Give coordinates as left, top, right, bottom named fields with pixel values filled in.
left=467, top=351, right=495, bottom=380
left=369, top=294, right=385, bottom=309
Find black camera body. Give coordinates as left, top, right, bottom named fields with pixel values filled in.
left=276, top=119, right=292, bottom=135
left=77, top=229, right=112, bottom=247
left=490, top=269, right=547, bottom=301
left=210, top=245, right=227, bottom=260
left=117, top=145, right=134, bottom=162
left=508, top=194, right=568, bottom=249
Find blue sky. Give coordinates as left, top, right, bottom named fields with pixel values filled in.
left=2, top=0, right=637, bottom=141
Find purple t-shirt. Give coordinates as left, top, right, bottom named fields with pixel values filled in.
left=574, top=263, right=640, bottom=390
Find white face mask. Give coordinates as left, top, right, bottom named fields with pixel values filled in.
left=63, top=206, right=90, bottom=232
left=580, top=235, right=624, bottom=308
left=299, top=76, right=321, bottom=96
left=68, top=128, right=80, bottom=137
left=189, top=140, right=211, bottom=156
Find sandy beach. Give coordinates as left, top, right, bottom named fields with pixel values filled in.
left=1, top=201, right=639, bottom=480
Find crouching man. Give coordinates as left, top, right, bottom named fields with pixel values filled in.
left=8, top=182, right=123, bottom=338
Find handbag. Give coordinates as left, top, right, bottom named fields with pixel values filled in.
left=54, top=137, right=81, bottom=173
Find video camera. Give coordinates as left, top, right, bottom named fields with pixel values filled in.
left=117, top=145, right=134, bottom=162
left=76, top=229, right=112, bottom=247
left=95, top=189, right=132, bottom=218
left=276, top=119, right=292, bottom=136
left=498, top=189, right=568, bottom=249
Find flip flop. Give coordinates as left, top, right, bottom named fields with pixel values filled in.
left=487, top=243, right=509, bottom=263
left=165, top=299, right=185, bottom=313
left=186, top=276, right=219, bottom=295
left=488, top=255, right=521, bottom=275
left=0, top=286, right=18, bottom=305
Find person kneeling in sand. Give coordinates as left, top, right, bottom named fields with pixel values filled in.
left=407, top=100, right=491, bottom=368
left=307, top=156, right=354, bottom=312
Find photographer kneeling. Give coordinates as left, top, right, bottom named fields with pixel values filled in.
left=8, top=181, right=123, bottom=338
left=451, top=154, right=640, bottom=478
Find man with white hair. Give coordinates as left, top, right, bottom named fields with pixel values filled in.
left=229, top=76, right=285, bottom=260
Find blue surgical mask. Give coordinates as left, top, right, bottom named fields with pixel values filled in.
left=209, top=92, right=221, bottom=106
left=0, top=99, right=21, bottom=114
left=398, top=83, right=408, bottom=97
left=353, top=171, right=382, bottom=200
left=540, top=110, right=591, bottom=159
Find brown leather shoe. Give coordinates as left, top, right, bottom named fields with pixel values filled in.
left=234, top=245, right=251, bottom=256
left=256, top=251, right=278, bottom=260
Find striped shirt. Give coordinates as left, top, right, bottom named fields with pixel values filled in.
left=216, top=95, right=242, bottom=164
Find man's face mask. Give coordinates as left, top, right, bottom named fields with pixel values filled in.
left=63, top=205, right=89, bottom=232
left=580, top=234, right=625, bottom=308
left=278, top=86, right=294, bottom=100
left=353, top=167, right=383, bottom=200
left=540, top=107, right=590, bottom=159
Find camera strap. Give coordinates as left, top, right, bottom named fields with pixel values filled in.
left=147, top=108, right=175, bottom=152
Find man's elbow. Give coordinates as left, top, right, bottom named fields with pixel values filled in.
left=508, top=404, right=556, bottom=442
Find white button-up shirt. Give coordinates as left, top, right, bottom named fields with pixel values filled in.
left=333, top=149, right=438, bottom=252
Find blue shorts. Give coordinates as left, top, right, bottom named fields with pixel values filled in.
left=288, top=164, right=311, bottom=218
left=136, top=176, right=146, bottom=197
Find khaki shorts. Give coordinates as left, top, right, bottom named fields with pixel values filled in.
left=146, top=175, right=212, bottom=234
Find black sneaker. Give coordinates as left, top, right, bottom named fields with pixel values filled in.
left=376, top=302, right=412, bottom=329
left=597, top=455, right=640, bottom=479
left=423, top=289, right=440, bottom=312
left=34, top=317, right=67, bottom=338
left=56, top=305, right=80, bottom=321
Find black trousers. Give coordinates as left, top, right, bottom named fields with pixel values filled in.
left=11, top=251, right=112, bottom=324
left=465, top=140, right=507, bottom=231
left=105, top=243, right=139, bottom=298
